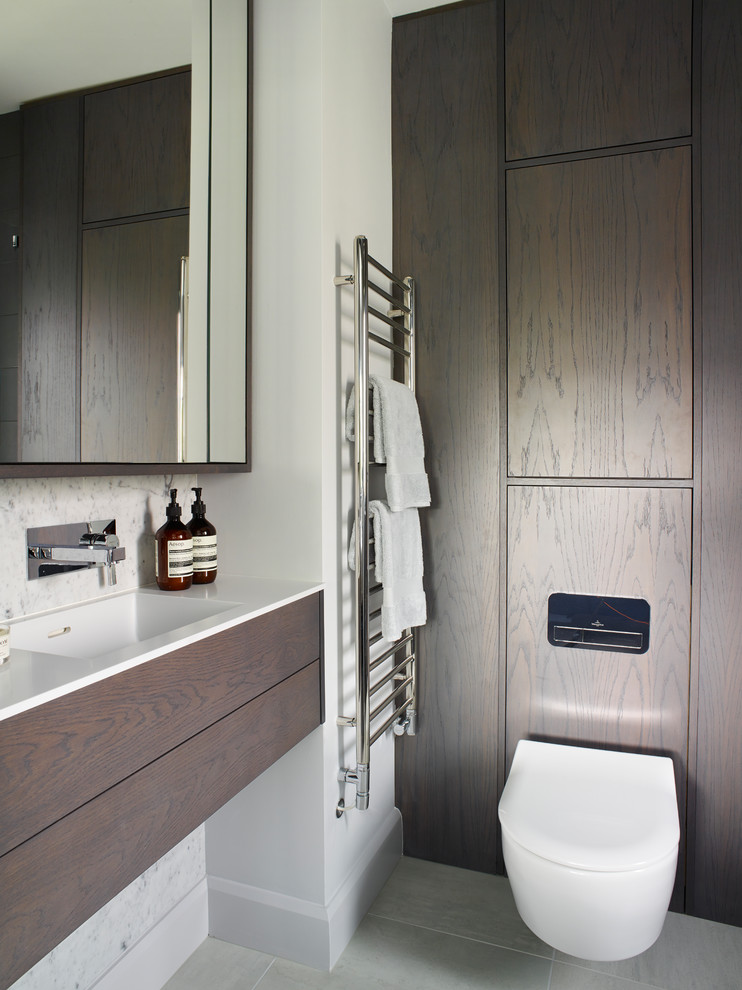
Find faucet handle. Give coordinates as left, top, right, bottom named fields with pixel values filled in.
left=79, top=531, right=120, bottom=548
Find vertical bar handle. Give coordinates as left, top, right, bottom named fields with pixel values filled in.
left=177, top=256, right=189, bottom=462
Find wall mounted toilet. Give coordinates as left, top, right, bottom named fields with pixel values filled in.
left=498, top=740, right=679, bottom=961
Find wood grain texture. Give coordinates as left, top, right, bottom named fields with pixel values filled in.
left=505, top=0, right=692, bottom=159
left=0, top=592, right=321, bottom=859
left=392, top=1, right=501, bottom=873
left=507, top=485, right=691, bottom=905
left=82, top=71, right=191, bottom=223
left=0, top=659, right=321, bottom=990
left=20, top=96, right=80, bottom=461
left=507, top=149, right=693, bottom=478
left=80, top=215, right=188, bottom=462
left=693, top=0, right=742, bottom=926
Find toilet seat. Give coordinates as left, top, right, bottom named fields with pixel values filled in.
left=499, top=741, right=679, bottom=872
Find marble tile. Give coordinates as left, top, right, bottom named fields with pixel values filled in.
left=0, top=472, right=197, bottom=620
left=556, top=909, right=742, bottom=990
left=368, top=855, right=552, bottom=958
left=162, top=936, right=273, bottom=990
left=257, top=914, right=552, bottom=990
left=10, top=827, right=206, bottom=990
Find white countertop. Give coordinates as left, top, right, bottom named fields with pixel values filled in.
left=0, top=575, right=323, bottom=722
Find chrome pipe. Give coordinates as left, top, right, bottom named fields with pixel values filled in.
left=368, top=305, right=410, bottom=334
left=370, top=675, right=414, bottom=723
left=369, top=634, right=414, bottom=671
left=368, top=278, right=411, bottom=313
left=370, top=657, right=414, bottom=697
left=368, top=253, right=409, bottom=291
left=370, top=697, right=414, bottom=746
left=368, top=330, right=411, bottom=359
left=354, top=235, right=372, bottom=787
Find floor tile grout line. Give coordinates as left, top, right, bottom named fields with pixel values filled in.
left=251, top=955, right=278, bottom=990
left=550, top=956, right=674, bottom=990
left=365, top=909, right=555, bottom=962
left=545, top=948, right=555, bottom=990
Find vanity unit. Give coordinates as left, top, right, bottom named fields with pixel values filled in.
left=0, top=580, right=323, bottom=989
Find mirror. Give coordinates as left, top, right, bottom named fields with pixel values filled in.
left=0, top=0, right=248, bottom=471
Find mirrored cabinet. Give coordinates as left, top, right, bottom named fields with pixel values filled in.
left=0, top=0, right=249, bottom=476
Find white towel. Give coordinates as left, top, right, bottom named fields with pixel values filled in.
left=346, top=375, right=431, bottom=511
left=348, top=500, right=427, bottom=643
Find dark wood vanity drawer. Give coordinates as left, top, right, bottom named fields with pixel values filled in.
left=0, top=591, right=321, bottom=859
left=0, top=658, right=322, bottom=990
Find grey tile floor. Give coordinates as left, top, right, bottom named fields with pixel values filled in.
left=164, top=857, right=742, bottom=990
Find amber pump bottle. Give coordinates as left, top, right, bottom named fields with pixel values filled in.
left=155, top=489, right=193, bottom=590
left=187, top=487, right=218, bottom=584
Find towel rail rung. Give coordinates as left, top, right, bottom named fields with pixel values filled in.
left=370, top=697, right=414, bottom=746
left=369, top=304, right=410, bottom=335
left=369, top=633, right=414, bottom=670
left=370, top=675, right=414, bottom=723
left=368, top=330, right=410, bottom=358
left=367, top=253, right=410, bottom=292
left=368, top=278, right=411, bottom=314
left=370, top=657, right=415, bottom=697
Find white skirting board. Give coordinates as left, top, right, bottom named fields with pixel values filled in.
left=91, top=879, right=209, bottom=990
left=207, top=809, right=403, bottom=970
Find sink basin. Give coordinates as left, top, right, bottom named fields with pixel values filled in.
left=10, top=590, right=239, bottom=660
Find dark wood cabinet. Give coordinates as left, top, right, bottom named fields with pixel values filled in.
left=507, top=148, right=693, bottom=478
left=20, top=96, right=81, bottom=461
left=81, top=215, right=189, bottom=461
left=0, top=592, right=323, bottom=989
left=83, top=72, right=191, bottom=222
left=505, top=0, right=692, bottom=159
left=17, top=69, right=191, bottom=464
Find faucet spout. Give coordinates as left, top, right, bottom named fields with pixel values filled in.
left=27, top=520, right=126, bottom=585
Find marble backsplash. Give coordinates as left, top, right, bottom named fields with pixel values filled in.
left=0, top=472, right=197, bottom=620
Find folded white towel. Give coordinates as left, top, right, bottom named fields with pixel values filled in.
left=348, top=500, right=427, bottom=643
left=346, top=375, right=431, bottom=511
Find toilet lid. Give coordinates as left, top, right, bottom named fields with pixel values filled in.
left=498, top=741, right=680, bottom=872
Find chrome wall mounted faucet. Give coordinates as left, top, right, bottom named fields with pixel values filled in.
left=27, top=520, right=126, bottom=586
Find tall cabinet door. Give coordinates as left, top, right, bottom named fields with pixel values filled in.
left=507, top=148, right=693, bottom=479
left=81, top=216, right=189, bottom=462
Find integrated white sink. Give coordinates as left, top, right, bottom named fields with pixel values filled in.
left=10, top=590, right=240, bottom=660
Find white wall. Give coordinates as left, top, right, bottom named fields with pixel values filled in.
left=6, top=0, right=405, bottom=983
left=205, top=0, right=401, bottom=970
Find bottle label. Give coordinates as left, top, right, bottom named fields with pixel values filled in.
left=193, top=534, right=217, bottom=572
left=168, top=537, right=193, bottom=578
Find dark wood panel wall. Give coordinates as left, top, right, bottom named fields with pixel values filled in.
left=393, top=0, right=742, bottom=926
left=0, top=112, right=20, bottom=461
left=392, top=0, right=501, bottom=873
left=694, top=0, right=742, bottom=926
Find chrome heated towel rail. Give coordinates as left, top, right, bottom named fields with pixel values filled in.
left=335, top=235, right=418, bottom=815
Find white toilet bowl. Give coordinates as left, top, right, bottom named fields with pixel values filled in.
left=498, top=740, right=679, bottom=961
